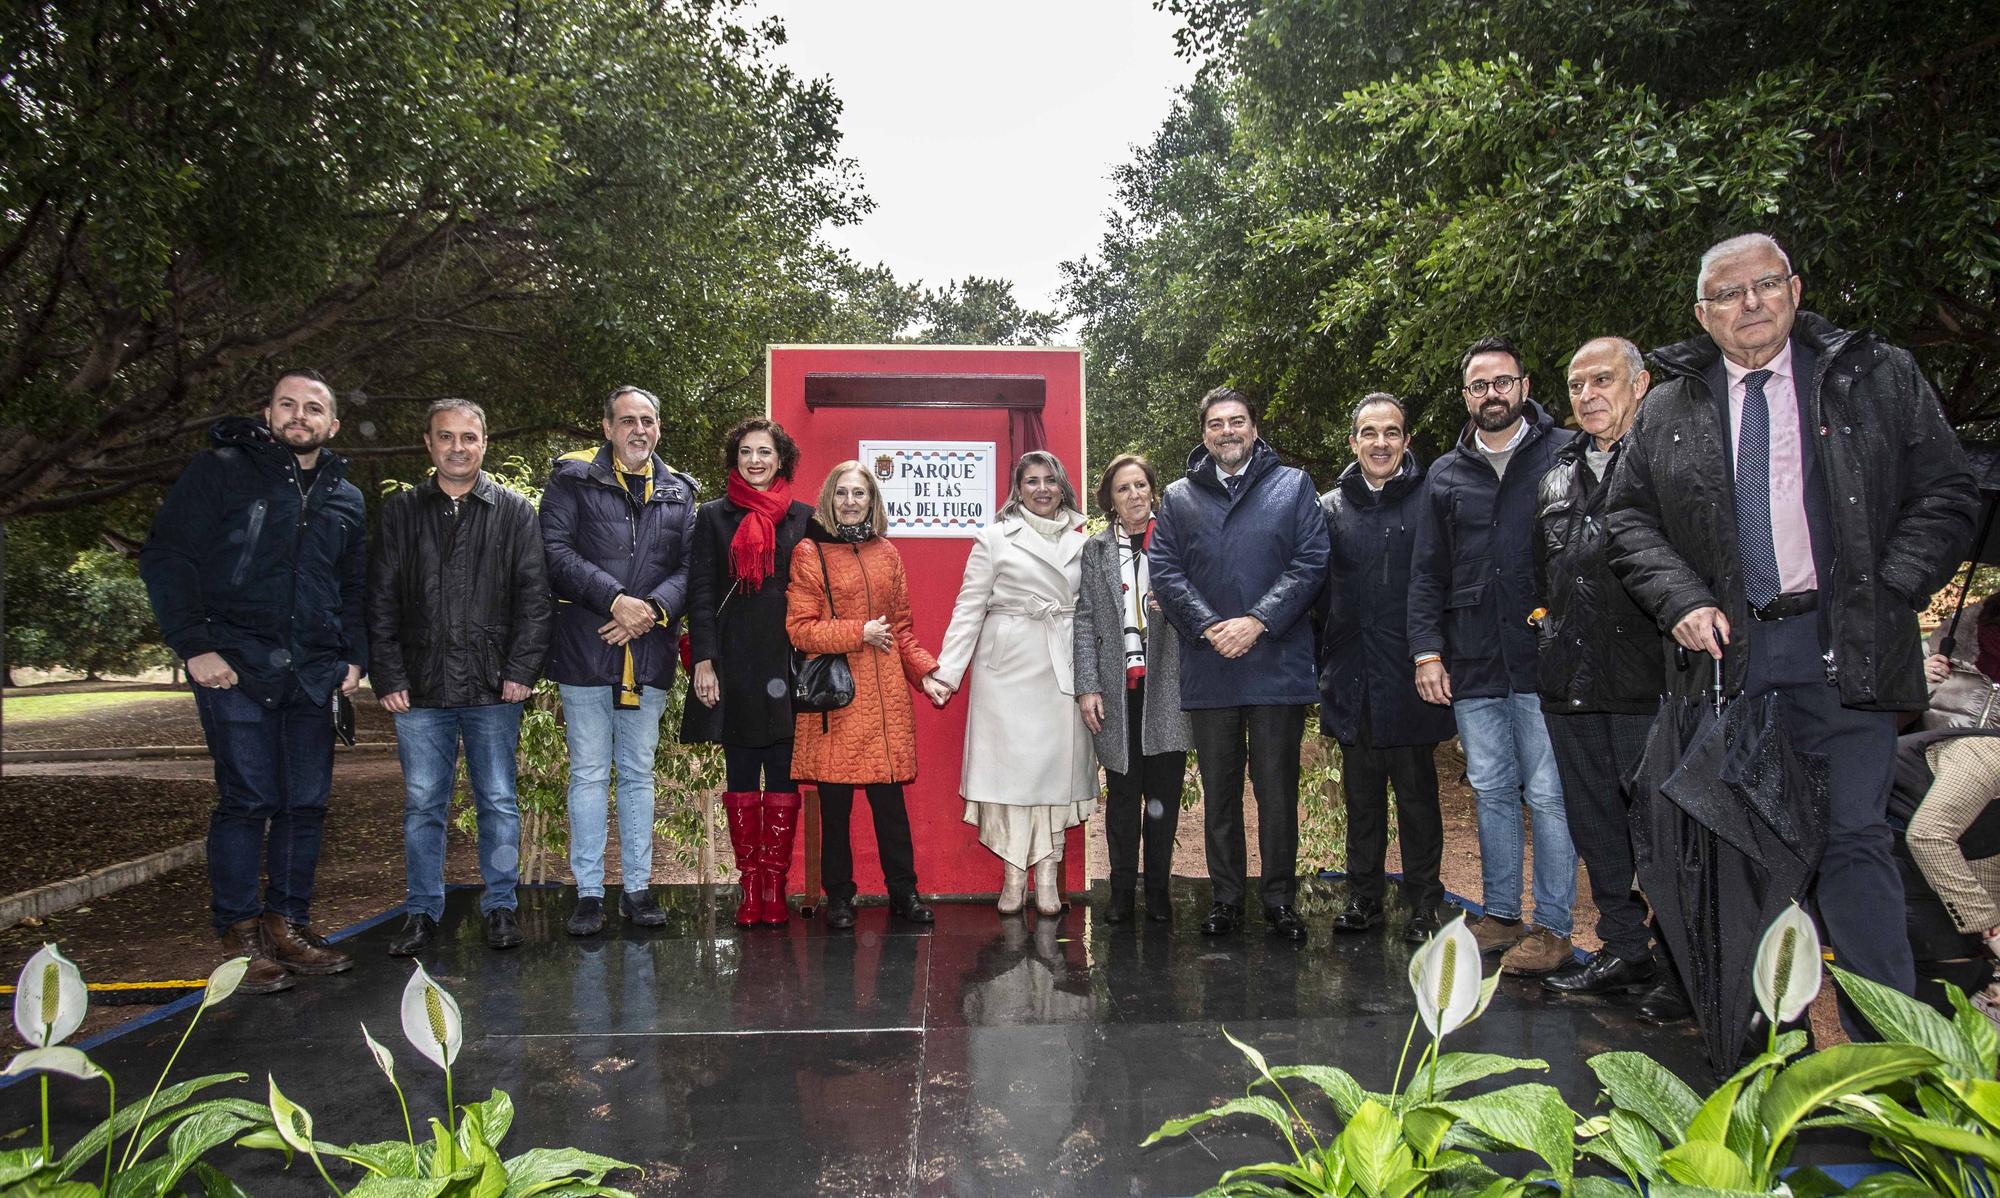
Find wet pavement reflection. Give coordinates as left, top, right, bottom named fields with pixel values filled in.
left=0, top=879, right=1714, bottom=1195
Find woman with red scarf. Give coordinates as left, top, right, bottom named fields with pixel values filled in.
left=684, top=417, right=816, bottom=926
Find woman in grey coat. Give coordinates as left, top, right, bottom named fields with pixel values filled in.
left=1075, top=454, right=1193, bottom=923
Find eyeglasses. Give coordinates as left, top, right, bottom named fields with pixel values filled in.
left=1700, top=273, right=1793, bottom=309
left=1462, top=375, right=1523, bottom=399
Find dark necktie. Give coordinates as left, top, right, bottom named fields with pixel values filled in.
left=1223, top=472, right=1243, bottom=499
left=1735, top=368, right=1781, bottom=609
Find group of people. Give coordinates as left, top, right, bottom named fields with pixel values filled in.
left=141, top=232, right=1983, bottom=1036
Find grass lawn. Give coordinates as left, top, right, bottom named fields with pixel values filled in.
left=1, top=690, right=190, bottom=724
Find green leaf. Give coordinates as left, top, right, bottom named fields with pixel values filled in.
left=1267, top=1064, right=1366, bottom=1118
left=1943, top=1075, right=2000, bottom=1131
left=347, top=1178, right=455, bottom=1198
left=1434, top=1083, right=1574, bottom=1187
left=192, top=1161, right=256, bottom=1198
left=1831, top=964, right=1985, bottom=1079
left=1684, top=1073, right=1745, bottom=1144
left=0, top=1148, right=50, bottom=1186
left=1143, top=1096, right=1296, bottom=1148
left=1844, top=1171, right=1952, bottom=1198
left=1567, top=1180, right=1637, bottom=1198
left=1759, top=1043, right=1942, bottom=1153
left=1945, top=985, right=2000, bottom=1077
left=1587, top=1051, right=1700, bottom=1140
left=1334, top=1100, right=1413, bottom=1198
left=497, top=1147, right=638, bottom=1198
left=461, top=1091, right=514, bottom=1152
left=1657, top=1138, right=1752, bottom=1189
left=52, top=1072, right=247, bottom=1180
left=1413, top=1052, right=1547, bottom=1100
left=334, top=1139, right=424, bottom=1178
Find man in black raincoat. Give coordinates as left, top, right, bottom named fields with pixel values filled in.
left=1605, top=232, right=1978, bottom=1000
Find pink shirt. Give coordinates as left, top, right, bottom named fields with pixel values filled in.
left=1725, top=343, right=1819, bottom=593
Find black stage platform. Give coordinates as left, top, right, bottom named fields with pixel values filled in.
left=2, top=880, right=1715, bottom=1196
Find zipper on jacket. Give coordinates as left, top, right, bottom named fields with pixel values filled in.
left=230, top=499, right=269, bottom=588
left=852, top=543, right=895, bottom=754
left=1804, top=349, right=1844, bottom=688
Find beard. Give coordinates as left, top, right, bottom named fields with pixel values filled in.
left=1210, top=436, right=1251, bottom=469
left=1472, top=396, right=1525, bottom=433
left=275, top=423, right=329, bottom=454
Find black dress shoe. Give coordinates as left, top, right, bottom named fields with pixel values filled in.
left=1200, top=903, right=1242, bottom=935
left=1145, top=890, right=1172, bottom=923
left=620, top=889, right=667, bottom=927
left=387, top=913, right=438, bottom=957
left=824, top=897, right=856, bottom=929
left=1403, top=909, right=1443, bottom=944
left=486, top=907, right=523, bottom=950
left=1636, top=979, right=1694, bottom=1024
left=1332, top=901, right=1383, bottom=934
left=1543, top=950, right=1657, bottom=996
left=1105, top=890, right=1136, bottom=924
left=890, top=894, right=934, bottom=923
left=565, top=896, right=605, bottom=937
left=1265, top=905, right=1308, bottom=943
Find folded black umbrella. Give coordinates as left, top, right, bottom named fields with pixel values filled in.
left=1630, top=679, right=1829, bottom=1076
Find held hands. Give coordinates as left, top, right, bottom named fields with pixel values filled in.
left=599, top=594, right=658, bottom=645
left=1079, top=692, right=1105, bottom=734
left=1926, top=653, right=1952, bottom=685
left=1203, top=615, right=1266, bottom=660
left=1415, top=660, right=1452, bottom=706
left=861, top=616, right=894, bottom=653
left=1672, top=606, right=1731, bottom=661
left=186, top=651, right=239, bottom=690
left=920, top=672, right=953, bottom=708
left=693, top=660, right=721, bottom=708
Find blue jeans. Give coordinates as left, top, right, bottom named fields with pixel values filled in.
left=191, top=683, right=333, bottom=931
left=560, top=684, right=667, bottom=897
left=1452, top=691, right=1576, bottom=936
left=395, top=703, right=523, bottom=919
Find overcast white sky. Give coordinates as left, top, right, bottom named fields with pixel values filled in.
left=753, top=1, right=1198, bottom=320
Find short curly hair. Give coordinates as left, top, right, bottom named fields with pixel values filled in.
left=722, top=417, right=801, bottom=481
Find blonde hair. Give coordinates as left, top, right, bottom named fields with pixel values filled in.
left=813, top=461, right=889, bottom=535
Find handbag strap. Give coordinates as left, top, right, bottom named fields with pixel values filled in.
left=813, top=539, right=838, bottom=617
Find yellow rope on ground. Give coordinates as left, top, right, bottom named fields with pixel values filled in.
left=0, top=980, right=203, bottom=993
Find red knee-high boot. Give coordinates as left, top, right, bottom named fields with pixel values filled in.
left=723, top=792, right=765, bottom=926
left=759, top=792, right=802, bottom=925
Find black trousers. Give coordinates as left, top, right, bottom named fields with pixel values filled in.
left=816, top=782, right=918, bottom=902
left=1339, top=732, right=1444, bottom=915
left=1545, top=709, right=1655, bottom=961
left=1189, top=704, right=1307, bottom=909
left=1103, top=680, right=1186, bottom=898
left=1747, top=613, right=1910, bottom=998
left=724, top=742, right=795, bottom=793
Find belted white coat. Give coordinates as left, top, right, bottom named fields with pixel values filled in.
left=934, top=514, right=1098, bottom=807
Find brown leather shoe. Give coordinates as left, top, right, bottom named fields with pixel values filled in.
left=260, top=912, right=353, bottom=975
left=1469, top=914, right=1528, bottom=955
left=1499, top=927, right=1574, bottom=976
left=221, top=918, right=294, bottom=994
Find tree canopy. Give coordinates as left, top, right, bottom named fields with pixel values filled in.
left=1066, top=0, right=2000, bottom=481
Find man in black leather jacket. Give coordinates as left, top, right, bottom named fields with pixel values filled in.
left=368, top=399, right=552, bottom=957
left=141, top=368, right=367, bottom=993
left=1606, top=233, right=1978, bottom=1005
left=1533, top=338, right=1684, bottom=1019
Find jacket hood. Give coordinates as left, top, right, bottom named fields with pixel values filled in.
left=1184, top=436, right=1282, bottom=494
left=1651, top=310, right=1862, bottom=383
left=1452, top=397, right=1556, bottom=458
left=210, top=416, right=349, bottom=475
left=1334, top=449, right=1423, bottom=504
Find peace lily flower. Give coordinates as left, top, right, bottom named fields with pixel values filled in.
left=1408, top=912, right=1487, bottom=1038
left=202, top=957, right=250, bottom=1009
left=1754, top=901, right=1823, bottom=1026
left=3, top=1045, right=103, bottom=1082
left=14, top=944, right=87, bottom=1048
left=269, top=1075, right=344, bottom=1195
left=361, top=1021, right=416, bottom=1147
left=399, top=963, right=463, bottom=1071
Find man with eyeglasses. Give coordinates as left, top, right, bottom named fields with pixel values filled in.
left=1408, top=336, right=1579, bottom=975
left=540, top=385, right=700, bottom=936
left=1606, top=232, right=1977, bottom=1010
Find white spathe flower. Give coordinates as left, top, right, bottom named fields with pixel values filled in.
left=13, top=944, right=87, bottom=1048
left=3, top=1046, right=103, bottom=1082
left=399, top=963, right=463, bottom=1071
left=360, top=1022, right=397, bottom=1084
left=267, top=1075, right=318, bottom=1157
left=202, top=957, right=249, bottom=1010
left=1754, top=901, right=1823, bottom=1026
left=1408, top=912, right=1486, bottom=1038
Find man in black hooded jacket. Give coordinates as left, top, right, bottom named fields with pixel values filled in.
left=141, top=367, right=367, bottom=994
left=1606, top=233, right=1978, bottom=1004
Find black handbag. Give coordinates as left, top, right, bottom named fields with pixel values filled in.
left=791, top=540, right=855, bottom=713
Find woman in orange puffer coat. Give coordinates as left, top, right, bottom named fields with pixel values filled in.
left=787, top=461, right=951, bottom=929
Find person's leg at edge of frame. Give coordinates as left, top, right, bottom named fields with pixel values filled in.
left=558, top=684, right=613, bottom=936
left=1388, top=741, right=1446, bottom=928
left=1190, top=706, right=1250, bottom=931
left=463, top=702, right=525, bottom=949
left=1452, top=695, right=1529, bottom=954
left=191, top=684, right=293, bottom=992
left=394, top=706, right=459, bottom=924
left=611, top=686, right=669, bottom=925
left=258, top=690, right=348, bottom=975
left=1512, top=693, right=1576, bottom=938
left=1247, top=703, right=1306, bottom=937
left=817, top=782, right=858, bottom=928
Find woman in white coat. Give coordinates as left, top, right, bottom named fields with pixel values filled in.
left=934, top=451, right=1098, bottom=915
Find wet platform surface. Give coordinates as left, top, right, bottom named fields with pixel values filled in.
left=2, top=880, right=1714, bottom=1196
